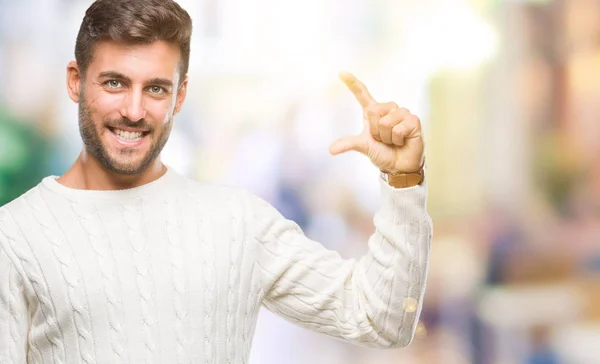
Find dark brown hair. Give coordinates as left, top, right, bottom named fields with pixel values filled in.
left=75, top=0, right=192, bottom=83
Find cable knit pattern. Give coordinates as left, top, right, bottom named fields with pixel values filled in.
left=8, top=257, right=19, bottom=362
left=0, top=205, right=66, bottom=363
left=242, top=282, right=264, bottom=364
left=225, top=192, right=244, bottom=364
left=6, top=255, right=16, bottom=361
left=0, top=245, right=26, bottom=363
left=0, top=166, right=432, bottom=363
left=122, top=198, right=159, bottom=363
left=25, top=189, right=96, bottom=363
left=197, top=191, right=217, bottom=364
left=164, top=197, right=189, bottom=364
left=70, top=198, right=128, bottom=362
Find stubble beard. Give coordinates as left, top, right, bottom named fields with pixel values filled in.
left=77, top=91, right=173, bottom=175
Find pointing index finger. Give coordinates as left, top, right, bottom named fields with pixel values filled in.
left=339, top=71, right=377, bottom=108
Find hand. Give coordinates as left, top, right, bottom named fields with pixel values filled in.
left=329, top=72, right=425, bottom=174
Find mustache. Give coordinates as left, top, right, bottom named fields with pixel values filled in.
left=104, top=118, right=153, bottom=132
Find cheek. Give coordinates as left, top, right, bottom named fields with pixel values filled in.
left=87, top=93, right=125, bottom=121
left=146, top=99, right=176, bottom=125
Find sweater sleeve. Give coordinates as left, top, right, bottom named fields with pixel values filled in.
left=249, top=177, right=432, bottom=348
left=0, top=241, right=29, bottom=363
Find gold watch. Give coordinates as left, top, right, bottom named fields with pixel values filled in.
left=380, top=165, right=425, bottom=188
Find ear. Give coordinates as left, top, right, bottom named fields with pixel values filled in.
left=173, top=76, right=188, bottom=115
left=66, top=61, right=82, bottom=103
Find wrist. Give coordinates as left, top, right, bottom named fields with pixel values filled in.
left=380, top=159, right=426, bottom=188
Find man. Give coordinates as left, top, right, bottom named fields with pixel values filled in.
left=0, top=0, right=432, bottom=363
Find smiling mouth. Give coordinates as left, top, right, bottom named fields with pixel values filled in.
left=108, top=127, right=150, bottom=143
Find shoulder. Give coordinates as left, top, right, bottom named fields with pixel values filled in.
left=175, top=176, right=278, bottom=217
left=0, top=184, right=43, bottom=229
left=0, top=185, right=44, bottom=274
left=176, top=175, right=251, bottom=203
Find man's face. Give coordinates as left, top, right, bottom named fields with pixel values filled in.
left=73, top=41, right=187, bottom=174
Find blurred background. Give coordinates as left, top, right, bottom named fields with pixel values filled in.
left=1, top=0, right=600, bottom=362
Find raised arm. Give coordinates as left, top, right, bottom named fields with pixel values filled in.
left=250, top=176, right=431, bottom=348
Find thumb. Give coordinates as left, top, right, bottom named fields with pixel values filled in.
left=329, top=134, right=367, bottom=156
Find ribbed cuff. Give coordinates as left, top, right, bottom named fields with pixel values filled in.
left=378, top=177, right=429, bottom=225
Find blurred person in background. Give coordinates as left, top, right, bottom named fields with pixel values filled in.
left=0, top=0, right=432, bottom=363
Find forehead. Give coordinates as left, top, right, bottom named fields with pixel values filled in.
left=88, top=41, right=181, bottom=81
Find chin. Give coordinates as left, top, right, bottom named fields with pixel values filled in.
left=102, top=154, right=152, bottom=175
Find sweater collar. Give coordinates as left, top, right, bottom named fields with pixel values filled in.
left=41, top=165, right=177, bottom=202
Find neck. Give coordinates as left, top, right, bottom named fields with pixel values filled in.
left=57, top=151, right=167, bottom=191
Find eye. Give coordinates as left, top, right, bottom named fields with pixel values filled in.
left=148, top=86, right=166, bottom=94
left=106, top=80, right=122, bottom=88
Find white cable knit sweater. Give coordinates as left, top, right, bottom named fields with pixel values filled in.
left=0, top=166, right=432, bottom=364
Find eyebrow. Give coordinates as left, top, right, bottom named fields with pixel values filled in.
left=98, top=71, right=174, bottom=89
left=146, top=78, right=174, bottom=89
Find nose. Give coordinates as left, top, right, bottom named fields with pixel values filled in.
left=121, top=88, right=147, bottom=122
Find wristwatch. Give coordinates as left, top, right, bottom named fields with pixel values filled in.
left=380, top=165, right=425, bottom=188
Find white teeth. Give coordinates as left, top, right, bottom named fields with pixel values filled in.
left=113, top=129, right=143, bottom=142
